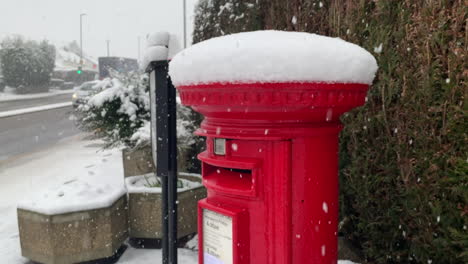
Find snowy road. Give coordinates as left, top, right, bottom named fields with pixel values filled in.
left=0, top=92, right=73, bottom=112
left=0, top=106, right=80, bottom=162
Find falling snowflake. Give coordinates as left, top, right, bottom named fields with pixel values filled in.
left=374, top=43, right=383, bottom=54
left=322, top=202, right=328, bottom=213
left=291, top=16, right=297, bottom=25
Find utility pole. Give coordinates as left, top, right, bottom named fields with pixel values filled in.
left=106, top=40, right=110, bottom=57
left=138, top=36, right=141, bottom=61
left=80, top=13, right=87, bottom=65
left=183, top=0, right=187, bottom=48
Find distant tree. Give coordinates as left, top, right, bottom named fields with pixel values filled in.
left=39, top=40, right=56, bottom=82
left=0, top=37, right=56, bottom=93
left=0, top=37, right=28, bottom=88
left=63, top=40, right=81, bottom=55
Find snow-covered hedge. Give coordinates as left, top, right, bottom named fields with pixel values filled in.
left=75, top=72, right=195, bottom=151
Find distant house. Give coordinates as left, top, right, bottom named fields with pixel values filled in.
left=52, top=45, right=98, bottom=86
left=98, top=57, right=138, bottom=79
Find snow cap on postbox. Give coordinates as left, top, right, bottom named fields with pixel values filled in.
left=169, top=30, right=378, bottom=86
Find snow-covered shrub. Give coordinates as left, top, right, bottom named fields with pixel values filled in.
left=0, top=37, right=55, bottom=93
left=75, top=72, right=195, bottom=152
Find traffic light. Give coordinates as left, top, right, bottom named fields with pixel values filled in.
left=77, top=66, right=82, bottom=75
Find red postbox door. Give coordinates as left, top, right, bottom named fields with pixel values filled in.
left=198, top=137, right=293, bottom=264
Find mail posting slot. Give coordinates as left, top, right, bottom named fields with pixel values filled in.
left=169, top=31, right=377, bottom=264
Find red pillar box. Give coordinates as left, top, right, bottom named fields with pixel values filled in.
left=169, top=31, right=377, bottom=264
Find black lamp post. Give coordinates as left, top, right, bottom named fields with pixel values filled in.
left=146, top=57, right=178, bottom=264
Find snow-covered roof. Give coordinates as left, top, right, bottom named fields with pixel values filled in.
left=55, top=45, right=97, bottom=71
left=169, top=30, right=378, bottom=86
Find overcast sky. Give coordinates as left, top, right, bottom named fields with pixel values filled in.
left=0, top=0, right=198, bottom=59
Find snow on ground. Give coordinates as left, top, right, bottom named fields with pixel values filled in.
left=0, top=134, right=199, bottom=264
left=118, top=248, right=199, bottom=264
left=169, top=30, right=378, bottom=86
left=0, top=87, right=74, bottom=102
left=0, top=102, right=72, bottom=118
left=0, top=134, right=358, bottom=264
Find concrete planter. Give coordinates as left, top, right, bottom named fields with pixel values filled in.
left=127, top=173, right=206, bottom=239
left=122, top=146, right=154, bottom=177
left=122, top=146, right=191, bottom=177
left=17, top=195, right=128, bottom=264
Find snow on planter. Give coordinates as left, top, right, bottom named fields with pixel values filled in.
left=17, top=180, right=128, bottom=264
left=17, top=179, right=126, bottom=215
left=125, top=173, right=206, bottom=239
left=125, top=173, right=202, bottom=193
left=169, top=30, right=377, bottom=86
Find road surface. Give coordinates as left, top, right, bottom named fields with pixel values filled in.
left=0, top=106, right=80, bottom=163
left=0, top=93, right=73, bottom=112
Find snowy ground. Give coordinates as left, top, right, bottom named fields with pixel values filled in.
left=0, top=134, right=197, bottom=264
left=0, top=134, right=357, bottom=263
left=0, top=86, right=74, bottom=102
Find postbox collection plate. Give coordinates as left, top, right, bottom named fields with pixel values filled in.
left=214, top=138, right=226, bottom=156
left=203, top=209, right=233, bottom=264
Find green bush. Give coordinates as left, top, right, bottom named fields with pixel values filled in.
left=0, top=37, right=55, bottom=93
left=193, top=1, right=467, bottom=263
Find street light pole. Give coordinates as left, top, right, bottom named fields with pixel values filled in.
left=138, top=36, right=141, bottom=61
left=106, top=40, right=110, bottom=57
left=80, top=13, right=87, bottom=66
left=183, top=0, right=187, bottom=48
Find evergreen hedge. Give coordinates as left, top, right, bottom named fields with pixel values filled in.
left=192, top=1, right=467, bottom=263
